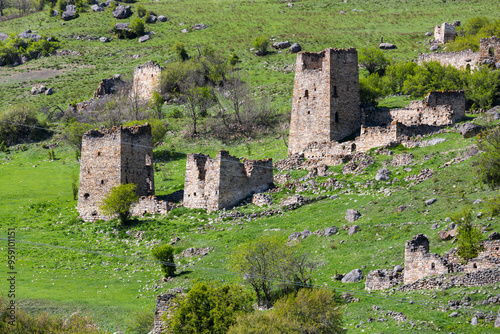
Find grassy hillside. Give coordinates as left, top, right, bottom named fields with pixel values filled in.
left=2, top=0, right=500, bottom=333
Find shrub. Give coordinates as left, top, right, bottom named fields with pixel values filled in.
left=453, top=207, right=484, bottom=261
left=136, top=4, right=146, bottom=17
left=228, top=52, right=240, bottom=66
left=172, top=43, right=189, bottom=61
left=358, top=46, right=391, bottom=75
left=126, top=309, right=154, bottom=334
left=466, top=66, right=500, bottom=109
left=129, top=18, right=145, bottom=37
left=252, top=36, right=268, bottom=56
left=99, top=183, right=139, bottom=224
left=164, top=281, right=253, bottom=334
left=476, top=127, right=500, bottom=188
left=0, top=104, right=49, bottom=146
left=359, top=73, right=388, bottom=105
left=151, top=244, right=175, bottom=278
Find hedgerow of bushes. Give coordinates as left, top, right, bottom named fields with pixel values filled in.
left=0, top=35, right=59, bottom=66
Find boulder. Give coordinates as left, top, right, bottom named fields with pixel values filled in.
left=181, top=28, right=188, bottom=33
left=425, top=31, right=432, bottom=36
left=448, top=228, right=458, bottom=238
left=457, top=123, right=482, bottom=138
left=430, top=44, right=438, bottom=51
left=158, top=15, right=167, bottom=22
left=486, top=106, right=500, bottom=120
left=425, top=198, right=437, bottom=206
left=61, top=5, right=77, bottom=21
left=289, top=43, right=301, bottom=53
left=393, top=265, right=404, bottom=274
left=114, top=23, right=130, bottom=34
left=288, top=232, right=302, bottom=242
left=272, top=41, right=291, bottom=49
left=489, top=232, right=500, bottom=241
left=438, top=231, right=451, bottom=240
left=91, top=4, right=103, bottom=11
left=345, top=209, right=361, bottom=222
left=192, top=23, right=208, bottom=30
left=449, top=312, right=458, bottom=318
left=348, top=225, right=360, bottom=235
left=301, top=230, right=312, bottom=238
left=324, top=226, right=338, bottom=236
left=44, top=87, right=54, bottom=95
left=113, top=5, right=132, bottom=19
left=341, top=269, right=363, bottom=283
left=99, top=36, right=110, bottom=43
left=138, top=35, right=150, bottom=43
left=149, top=15, right=157, bottom=23
left=31, top=85, right=47, bottom=95
left=379, top=43, right=397, bottom=50
left=0, top=33, right=8, bottom=41
left=471, top=317, right=478, bottom=326
left=375, top=168, right=391, bottom=181
left=18, top=30, right=42, bottom=41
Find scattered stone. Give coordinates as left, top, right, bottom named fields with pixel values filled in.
left=430, top=44, right=438, bottom=51
left=457, top=123, right=483, bottom=138
left=113, top=5, right=132, bottom=19
left=324, top=226, right=338, bottom=236
left=181, top=247, right=212, bottom=257
left=62, top=5, right=77, bottom=21
left=138, top=35, right=150, bottom=43
left=425, top=198, right=437, bottom=206
left=489, top=232, right=500, bottom=241
left=425, top=31, right=432, bottom=36
left=114, top=23, right=130, bottom=34
left=394, top=265, right=404, bottom=274
left=431, top=223, right=439, bottom=230
left=348, top=225, right=360, bottom=235
left=192, top=23, right=208, bottom=30
left=18, top=30, right=42, bottom=41
left=272, top=41, right=291, bottom=49
left=448, top=228, right=458, bottom=238
left=342, top=269, right=364, bottom=283
left=158, top=15, right=167, bottom=22
left=471, top=317, right=478, bottom=326
left=379, top=43, right=397, bottom=50
left=345, top=209, right=361, bottom=222
left=99, top=36, right=110, bottom=43
left=449, top=312, right=458, bottom=318
left=91, top=4, right=103, bottom=11
left=375, top=168, right=391, bottom=181
left=0, top=33, right=8, bottom=41
left=438, top=231, right=451, bottom=240
left=149, top=15, right=157, bottom=23
left=423, top=138, right=446, bottom=146
left=289, top=43, right=301, bottom=53
left=405, top=168, right=434, bottom=185
left=495, top=309, right=500, bottom=327
left=181, top=28, right=188, bottom=33
left=333, top=274, right=344, bottom=280
left=44, top=87, right=54, bottom=95
left=31, top=85, right=47, bottom=95
left=281, top=194, right=310, bottom=209
left=391, top=153, right=414, bottom=167
left=252, top=193, right=272, bottom=207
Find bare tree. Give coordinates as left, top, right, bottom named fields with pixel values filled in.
left=219, top=73, right=249, bottom=124
left=183, top=82, right=217, bottom=135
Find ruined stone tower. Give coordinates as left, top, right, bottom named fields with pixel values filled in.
left=479, top=36, right=500, bottom=64
left=131, top=60, right=162, bottom=101
left=77, top=124, right=154, bottom=221
left=183, top=151, right=273, bottom=212
left=404, top=234, right=449, bottom=284
left=288, top=48, right=360, bottom=155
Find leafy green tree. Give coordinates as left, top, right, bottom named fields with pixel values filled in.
left=452, top=207, right=484, bottom=261
left=228, top=288, right=345, bottom=334
left=150, top=91, right=165, bottom=119
left=136, top=4, right=146, bottom=18
left=99, top=184, right=139, bottom=224
left=466, top=66, right=500, bottom=110
left=385, top=61, right=418, bottom=94
left=151, top=244, right=176, bottom=278
left=253, top=36, right=268, bottom=56
left=164, top=281, right=253, bottom=334
left=476, top=128, right=500, bottom=188
left=0, top=104, right=48, bottom=146
left=130, top=18, right=145, bottom=37
left=358, top=47, right=391, bottom=75
left=359, top=73, right=388, bottom=105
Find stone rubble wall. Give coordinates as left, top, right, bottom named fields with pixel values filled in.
left=365, top=269, right=404, bottom=291
left=153, top=293, right=176, bottom=334
left=463, top=240, right=500, bottom=272
left=479, top=36, right=500, bottom=63
left=132, top=60, right=162, bottom=101
left=130, top=196, right=169, bottom=217
left=404, top=234, right=450, bottom=284
left=93, top=74, right=126, bottom=98
left=418, top=50, right=479, bottom=70
left=355, top=122, right=401, bottom=152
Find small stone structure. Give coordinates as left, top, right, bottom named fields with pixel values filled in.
left=131, top=60, right=162, bottom=101
left=288, top=48, right=360, bottom=155
left=93, top=74, right=126, bottom=98
left=153, top=293, right=176, bottom=334
left=183, top=150, right=273, bottom=212
left=434, top=22, right=457, bottom=44
left=479, top=35, right=500, bottom=64
left=77, top=124, right=155, bottom=221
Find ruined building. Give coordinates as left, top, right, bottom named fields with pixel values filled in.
left=183, top=151, right=273, bottom=212
left=77, top=124, right=155, bottom=221
left=288, top=48, right=360, bottom=155
left=131, top=60, right=162, bottom=101
left=434, top=22, right=459, bottom=44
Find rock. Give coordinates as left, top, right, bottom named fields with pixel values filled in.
left=61, top=7, right=77, bottom=21
left=424, top=138, right=446, bottom=146
left=430, top=44, right=439, bottom=51
left=425, top=198, right=437, bottom=206
left=272, top=41, right=291, bottom=50
left=471, top=317, right=478, bottom=326
left=375, top=168, right=391, bottom=181
left=192, top=23, right=208, bottom=30
left=482, top=58, right=494, bottom=65
left=379, top=43, right=397, bottom=50
left=486, top=106, right=500, bottom=120
left=341, top=269, right=363, bottom=283
left=449, top=312, right=458, bottom=317
left=431, top=223, right=439, bottom=230
left=99, top=36, right=110, bottom=43
left=252, top=193, right=272, bottom=207
left=91, top=4, right=103, bottom=11
left=348, top=225, right=360, bottom=235
left=44, top=87, right=54, bottom=95
left=495, top=309, right=500, bottom=327
left=333, top=274, right=344, bottom=280
left=301, top=230, right=312, bottom=238
left=31, top=85, right=47, bottom=95
left=114, top=23, right=130, bottom=35
left=138, top=35, right=150, bottom=43
left=448, top=228, right=458, bottom=238
left=0, top=33, right=7, bottom=41
left=425, top=31, right=432, bottom=36
left=288, top=232, right=302, bottom=242
left=289, top=43, right=301, bottom=53
left=51, top=10, right=58, bottom=16
left=457, top=123, right=483, bottom=138
left=445, top=217, right=452, bottom=223
left=324, top=227, right=338, bottom=236
left=438, top=231, right=451, bottom=240
left=18, top=30, right=42, bottom=41
left=158, top=15, right=167, bottom=22
left=149, top=15, right=157, bottom=23
left=113, top=5, right=132, bottom=19
left=496, top=62, right=500, bottom=69
left=393, top=265, right=404, bottom=274
left=46, top=37, right=55, bottom=42
left=345, top=209, right=361, bottom=222
left=181, top=28, right=188, bottom=33
left=489, top=232, right=500, bottom=241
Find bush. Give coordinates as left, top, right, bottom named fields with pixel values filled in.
left=453, top=207, right=484, bottom=261
left=0, top=35, right=59, bottom=66
left=126, top=309, right=154, bottom=334
left=172, top=43, right=189, bottom=61
left=164, top=281, right=253, bottom=334
left=151, top=244, right=175, bottom=278
left=130, top=18, right=145, bottom=37
left=466, top=66, right=500, bottom=109
left=99, top=184, right=139, bottom=224
left=476, top=127, right=500, bottom=188
left=0, top=104, right=49, bottom=146
left=359, top=73, right=388, bottom=105
left=123, top=119, right=167, bottom=145
left=252, top=36, right=268, bottom=56
left=358, top=47, right=391, bottom=75
left=136, top=5, right=146, bottom=17
left=228, top=289, right=345, bottom=334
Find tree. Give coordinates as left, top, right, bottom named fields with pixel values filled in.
left=218, top=73, right=249, bottom=124
left=466, top=66, right=500, bottom=110
left=358, top=47, right=391, bottom=75
left=476, top=127, right=500, bottom=188
left=173, top=43, right=189, bottom=61
left=63, top=121, right=94, bottom=158
left=99, top=184, right=139, bottom=224
left=230, top=237, right=319, bottom=308
left=164, top=281, right=253, bottom=334
left=151, top=244, right=176, bottom=278
left=184, top=84, right=217, bottom=135
left=0, top=0, right=9, bottom=16
left=453, top=207, right=484, bottom=261
left=228, top=288, right=345, bottom=334
left=253, top=36, right=269, bottom=56
left=150, top=91, right=165, bottom=119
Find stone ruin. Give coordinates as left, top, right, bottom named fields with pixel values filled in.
left=93, top=74, right=126, bottom=99
left=419, top=36, right=500, bottom=70
left=153, top=293, right=176, bottom=334
left=434, top=21, right=459, bottom=44
left=183, top=150, right=273, bottom=212
left=77, top=124, right=168, bottom=221
left=131, top=60, right=162, bottom=101
left=365, top=233, right=500, bottom=290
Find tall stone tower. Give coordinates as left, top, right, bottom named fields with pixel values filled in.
left=288, top=48, right=360, bottom=155
left=131, top=60, right=162, bottom=101
left=77, top=124, right=154, bottom=221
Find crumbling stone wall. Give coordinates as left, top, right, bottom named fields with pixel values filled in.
left=183, top=150, right=273, bottom=212
left=355, top=122, right=401, bottom=152
left=434, top=22, right=457, bottom=44
left=77, top=124, right=154, bottom=221
left=463, top=240, right=500, bottom=272
left=479, top=36, right=500, bottom=63
left=130, top=196, right=169, bottom=217
left=365, top=269, right=404, bottom=291
left=132, top=60, right=162, bottom=101
left=418, top=50, right=479, bottom=70
left=288, top=48, right=360, bottom=155
left=404, top=234, right=450, bottom=284
left=153, top=293, right=176, bottom=334
left=93, top=74, right=126, bottom=98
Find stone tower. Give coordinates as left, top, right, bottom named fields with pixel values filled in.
left=404, top=234, right=449, bottom=284
left=131, top=60, right=162, bottom=101
left=183, top=151, right=273, bottom=212
left=77, top=124, right=154, bottom=221
left=288, top=48, right=360, bottom=155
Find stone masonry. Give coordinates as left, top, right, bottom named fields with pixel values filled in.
left=93, top=74, right=126, bottom=99
left=153, top=293, right=176, bottom=334
left=77, top=124, right=154, bottom=221
left=183, top=150, right=273, bottom=212
left=479, top=36, right=500, bottom=64
left=131, top=60, right=162, bottom=101
left=434, top=22, right=457, bottom=44
left=288, top=48, right=360, bottom=155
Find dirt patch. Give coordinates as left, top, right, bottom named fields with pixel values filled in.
left=0, top=69, right=64, bottom=84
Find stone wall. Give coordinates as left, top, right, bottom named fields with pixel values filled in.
left=365, top=269, right=404, bottom=291
left=463, top=240, right=500, bottom=272
left=479, top=36, right=500, bottom=63
left=183, top=150, right=273, bottom=212
left=434, top=22, right=457, bottom=44
left=418, top=50, right=479, bottom=70
left=288, top=48, right=360, bottom=155
left=130, top=196, right=169, bottom=217
left=93, top=74, right=126, bottom=98
left=77, top=124, right=154, bottom=221
left=404, top=234, right=450, bottom=284
left=303, top=140, right=355, bottom=165
left=355, top=122, right=401, bottom=152
left=153, top=293, right=176, bottom=334
left=132, top=60, right=162, bottom=101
